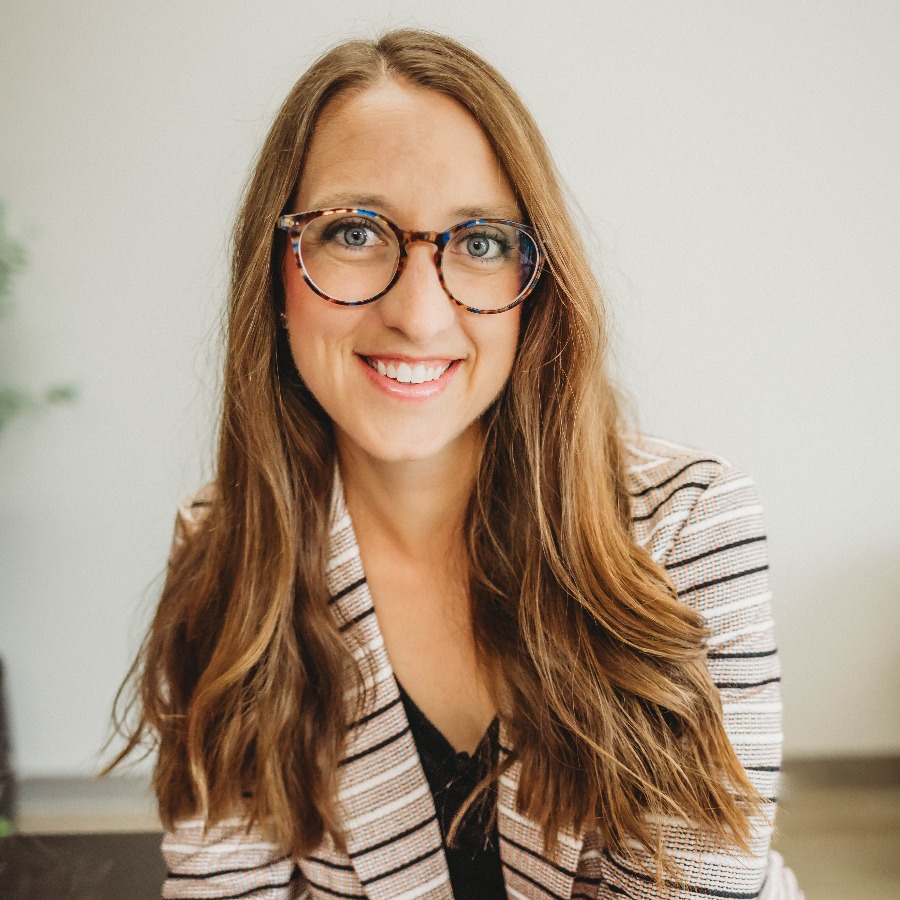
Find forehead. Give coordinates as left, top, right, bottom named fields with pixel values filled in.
left=294, top=80, right=520, bottom=226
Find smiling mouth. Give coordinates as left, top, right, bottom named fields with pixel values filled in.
left=361, top=356, right=454, bottom=384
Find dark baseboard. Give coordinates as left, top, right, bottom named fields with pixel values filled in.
left=782, top=754, right=900, bottom=787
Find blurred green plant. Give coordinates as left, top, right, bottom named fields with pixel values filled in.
left=0, top=203, right=77, bottom=434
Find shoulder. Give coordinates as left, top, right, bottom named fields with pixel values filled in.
left=622, top=432, right=730, bottom=501
left=170, top=483, right=217, bottom=557
left=624, top=433, right=772, bottom=635
left=623, top=432, right=765, bottom=569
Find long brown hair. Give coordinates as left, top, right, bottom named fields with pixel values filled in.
left=108, top=28, right=760, bottom=873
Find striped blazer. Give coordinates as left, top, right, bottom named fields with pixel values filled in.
left=161, top=435, right=803, bottom=899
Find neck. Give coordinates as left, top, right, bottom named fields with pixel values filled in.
left=336, top=427, right=481, bottom=562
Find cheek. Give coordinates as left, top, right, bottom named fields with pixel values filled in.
left=482, top=308, right=522, bottom=385
left=282, top=258, right=352, bottom=383
left=283, top=265, right=316, bottom=374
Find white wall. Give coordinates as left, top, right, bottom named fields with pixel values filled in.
left=1, top=1, right=897, bottom=777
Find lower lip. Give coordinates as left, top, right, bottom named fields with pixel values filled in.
left=356, top=355, right=461, bottom=401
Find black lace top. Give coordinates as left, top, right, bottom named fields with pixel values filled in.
left=396, top=680, right=507, bottom=899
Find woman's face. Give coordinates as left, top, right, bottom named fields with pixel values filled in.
left=282, top=80, right=523, bottom=467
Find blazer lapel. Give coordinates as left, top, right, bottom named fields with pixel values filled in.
left=497, top=721, right=585, bottom=900
left=325, top=476, right=454, bottom=900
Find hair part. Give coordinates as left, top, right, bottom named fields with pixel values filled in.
left=108, top=28, right=761, bottom=878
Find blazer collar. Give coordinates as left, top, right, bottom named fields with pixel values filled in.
left=325, top=472, right=584, bottom=900
left=497, top=723, right=585, bottom=900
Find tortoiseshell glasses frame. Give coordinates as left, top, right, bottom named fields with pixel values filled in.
left=276, top=208, right=544, bottom=315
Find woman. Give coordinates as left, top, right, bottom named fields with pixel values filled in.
left=111, top=29, right=802, bottom=900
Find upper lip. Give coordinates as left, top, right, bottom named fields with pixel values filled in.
left=358, top=353, right=460, bottom=364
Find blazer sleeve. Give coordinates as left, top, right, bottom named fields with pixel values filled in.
left=594, top=464, right=803, bottom=899
left=161, top=818, right=310, bottom=899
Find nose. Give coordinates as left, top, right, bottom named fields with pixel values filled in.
left=375, top=240, right=457, bottom=341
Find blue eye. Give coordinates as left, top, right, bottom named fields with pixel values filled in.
left=342, top=226, right=373, bottom=246
left=465, top=235, right=494, bottom=258
left=453, top=227, right=511, bottom=263
left=315, top=216, right=390, bottom=251
left=325, top=221, right=379, bottom=248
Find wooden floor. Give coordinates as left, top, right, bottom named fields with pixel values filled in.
left=3, top=758, right=900, bottom=898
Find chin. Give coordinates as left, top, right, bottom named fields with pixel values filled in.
left=363, top=437, right=455, bottom=465
left=339, top=422, right=473, bottom=466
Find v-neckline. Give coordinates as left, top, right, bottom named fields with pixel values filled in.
left=325, top=469, right=586, bottom=900
left=395, top=676, right=499, bottom=761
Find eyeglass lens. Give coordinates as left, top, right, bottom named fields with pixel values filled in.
left=297, top=212, right=538, bottom=309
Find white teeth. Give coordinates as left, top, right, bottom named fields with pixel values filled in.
left=367, top=358, right=451, bottom=384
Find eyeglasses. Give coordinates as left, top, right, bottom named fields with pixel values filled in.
left=276, top=208, right=543, bottom=314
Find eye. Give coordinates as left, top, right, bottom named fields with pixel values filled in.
left=464, top=235, right=497, bottom=258
left=301, top=213, right=396, bottom=264
left=451, top=226, right=511, bottom=264
left=321, top=217, right=386, bottom=249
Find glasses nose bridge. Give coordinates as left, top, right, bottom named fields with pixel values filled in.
left=399, top=228, right=446, bottom=256
left=396, top=229, right=449, bottom=293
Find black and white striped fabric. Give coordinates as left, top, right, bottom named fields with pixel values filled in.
left=160, top=435, right=803, bottom=899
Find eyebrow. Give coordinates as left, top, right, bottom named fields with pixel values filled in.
left=452, top=204, right=523, bottom=222
left=307, top=192, right=523, bottom=224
